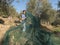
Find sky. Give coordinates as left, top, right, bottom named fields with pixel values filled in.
left=12, top=0, right=29, bottom=13
left=12, top=0, right=58, bottom=13
left=49, top=0, right=58, bottom=10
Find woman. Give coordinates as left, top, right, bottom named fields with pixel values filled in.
left=21, top=10, right=26, bottom=32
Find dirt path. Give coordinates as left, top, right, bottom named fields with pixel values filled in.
left=0, top=24, right=11, bottom=44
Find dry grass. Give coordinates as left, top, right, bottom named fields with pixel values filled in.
left=0, top=17, right=19, bottom=43
left=0, top=24, right=10, bottom=42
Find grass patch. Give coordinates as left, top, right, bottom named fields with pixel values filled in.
left=53, top=27, right=60, bottom=32
left=51, top=34, right=60, bottom=45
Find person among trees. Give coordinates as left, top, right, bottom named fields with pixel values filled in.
left=20, top=10, right=26, bottom=32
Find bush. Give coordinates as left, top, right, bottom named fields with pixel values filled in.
left=51, top=19, right=60, bottom=26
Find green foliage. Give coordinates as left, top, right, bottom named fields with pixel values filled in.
left=9, top=6, right=19, bottom=17
left=51, top=34, right=60, bottom=45
left=27, top=0, right=57, bottom=24
left=27, top=0, right=36, bottom=15
left=0, top=0, right=19, bottom=17
left=0, top=0, right=14, bottom=16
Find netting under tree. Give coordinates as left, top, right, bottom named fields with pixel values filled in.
left=3, top=11, right=53, bottom=45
